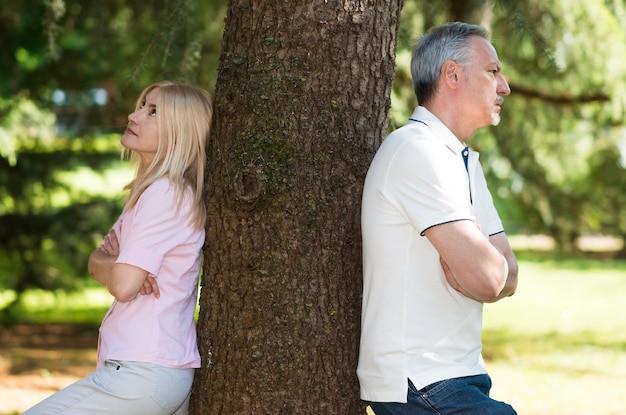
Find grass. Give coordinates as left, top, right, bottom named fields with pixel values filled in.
left=1, top=253, right=625, bottom=414
left=483, top=254, right=626, bottom=415
left=0, top=287, right=111, bottom=325
left=0, top=283, right=202, bottom=325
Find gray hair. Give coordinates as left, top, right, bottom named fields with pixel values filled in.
left=411, top=22, right=490, bottom=105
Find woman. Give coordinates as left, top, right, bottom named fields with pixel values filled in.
left=23, top=81, right=213, bottom=415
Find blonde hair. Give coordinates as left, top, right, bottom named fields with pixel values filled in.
left=123, top=81, right=213, bottom=230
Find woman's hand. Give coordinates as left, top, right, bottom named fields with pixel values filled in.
left=139, top=274, right=161, bottom=298
left=100, top=229, right=120, bottom=256
left=88, top=229, right=119, bottom=287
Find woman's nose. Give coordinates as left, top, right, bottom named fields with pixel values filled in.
left=128, top=110, right=139, bottom=123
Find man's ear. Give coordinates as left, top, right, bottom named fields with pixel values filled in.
left=441, top=60, right=459, bottom=88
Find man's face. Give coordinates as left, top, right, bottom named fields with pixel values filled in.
left=458, top=36, right=511, bottom=129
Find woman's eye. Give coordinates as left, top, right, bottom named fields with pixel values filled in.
left=149, top=108, right=157, bottom=117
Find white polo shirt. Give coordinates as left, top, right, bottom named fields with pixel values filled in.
left=357, top=107, right=504, bottom=403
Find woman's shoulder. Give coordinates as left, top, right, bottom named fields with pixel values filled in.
left=143, top=178, right=195, bottom=207
left=137, top=178, right=177, bottom=204
left=150, top=177, right=174, bottom=189
left=145, top=177, right=184, bottom=195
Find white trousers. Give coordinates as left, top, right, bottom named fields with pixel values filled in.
left=22, top=360, right=195, bottom=415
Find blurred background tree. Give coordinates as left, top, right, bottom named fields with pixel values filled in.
left=1, top=0, right=625, bottom=318
left=490, top=0, right=626, bottom=255
left=0, top=0, right=227, bottom=319
left=391, top=0, right=626, bottom=255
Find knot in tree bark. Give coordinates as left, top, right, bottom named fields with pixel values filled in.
left=236, top=168, right=263, bottom=202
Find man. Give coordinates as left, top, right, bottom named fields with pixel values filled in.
left=357, top=22, right=519, bottom=415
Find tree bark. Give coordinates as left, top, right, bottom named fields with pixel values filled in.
left=191, top=1, right=403, bottom=414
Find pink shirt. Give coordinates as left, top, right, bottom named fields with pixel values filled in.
left=97, top=178, right=203, bottom=369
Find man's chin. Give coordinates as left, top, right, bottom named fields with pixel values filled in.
left=491, top=114, right=501, bottom=126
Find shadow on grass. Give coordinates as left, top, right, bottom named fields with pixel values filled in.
left=0, top=323, right=99, bottom=377
left=483, top=327, right=626, bottom=375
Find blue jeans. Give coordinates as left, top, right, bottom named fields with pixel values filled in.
left=368, top=374, right=516, bottom=415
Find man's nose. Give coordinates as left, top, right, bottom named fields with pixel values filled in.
left=499, top=76, right=511, bottom=96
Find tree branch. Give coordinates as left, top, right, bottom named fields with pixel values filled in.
left=509, top=82, right=610, bottom=104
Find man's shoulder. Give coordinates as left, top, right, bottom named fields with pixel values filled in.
left=377, top=122, right=443, bottom=160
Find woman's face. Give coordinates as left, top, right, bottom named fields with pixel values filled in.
left=121, top=87, right=160, bottom=167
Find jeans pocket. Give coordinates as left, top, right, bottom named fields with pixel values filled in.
left=92, top=359, right=124, bottom=391
left=150, top=368, right=194, bottom=409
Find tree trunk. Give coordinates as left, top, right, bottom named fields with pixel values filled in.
left=191, top=1, right=403, bottom=414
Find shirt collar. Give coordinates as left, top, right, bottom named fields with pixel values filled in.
left=407, top=106, right=466, bottom=155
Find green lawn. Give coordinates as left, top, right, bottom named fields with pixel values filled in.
left=483, top=256, right=626, bottom=415
left=2, top=255, right=625, bottom=414
left=0, top=287, right=111, bottom=324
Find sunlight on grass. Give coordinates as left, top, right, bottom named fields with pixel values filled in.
left=0, top=290, right=16, bottom=307
left=2, top=285, right=202, bottom=325
left=484, top=259, right=626, bottom=415
left=56, top=164, right=133, bottom=198
left=2, top=256, right=625, bottom=414
left=5, top=288, right=112, bottom=324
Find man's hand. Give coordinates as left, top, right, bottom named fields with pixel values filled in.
left=440, top=256, right=474, bottom=299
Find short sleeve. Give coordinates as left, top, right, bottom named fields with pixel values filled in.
left=472, top=162, right=503, bottom=236
left=116, top=180, right=194, bottom=276
left=385, top=134, right=473, bottom=235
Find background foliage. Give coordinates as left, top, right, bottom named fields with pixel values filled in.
left=391, top=0, right=626, bottom=253
left=1, top=0, right=625, bottom=313
left=0, top=0, right=227, bottom=316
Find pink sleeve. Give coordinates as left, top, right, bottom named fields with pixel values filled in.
left=116, top=180, right=193, bottom=277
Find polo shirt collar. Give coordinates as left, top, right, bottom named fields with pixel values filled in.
left=407, top=106, right=466, bottom=155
